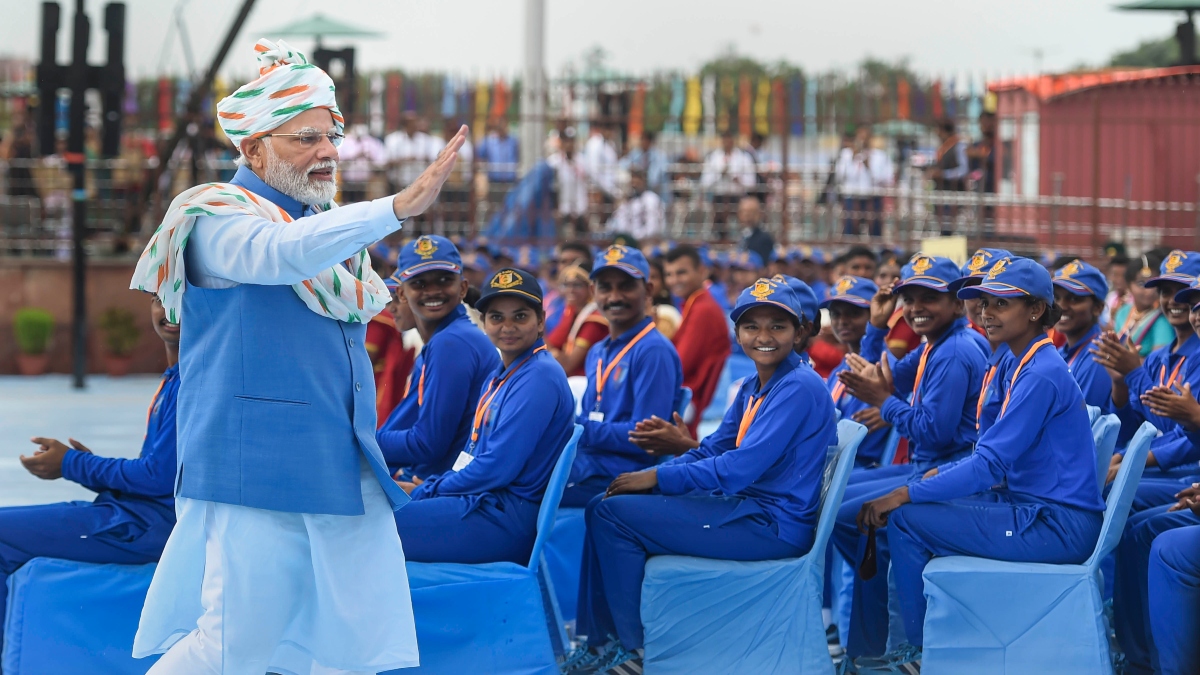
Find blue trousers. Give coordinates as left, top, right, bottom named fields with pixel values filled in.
left=0, top=501, right=170, bottom=652
left=888, top=493, right=1102, bottom=648
left=831, top=464, right=915, bottom=657
left=1113, top=504, right=1200, bottom=673
left=560, top=475, right=612, bottom=508
left=577, top=493, right=810, bottom=650
left=1148, top=524, right=1200, bottom=675
left=1131, top=474, right=1200, bottom=513
left=395, top=491, right=539, bottom=564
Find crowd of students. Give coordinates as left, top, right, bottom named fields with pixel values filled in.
left=2, top=233, right=1199, bottom=675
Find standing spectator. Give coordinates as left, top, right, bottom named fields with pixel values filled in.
left=745, top=131, right=772, bottom=204
left=477, top=119, right=520, bottom=184
left=582, top=121, right=619, bottom=199
left=967, top=110, right=998, bottom=234
left=1105, top=253, right=1131, bottom=329
left=700, top=130, right=756, bottom=240
left=0, top=111, right=37, bottom=197
left=737, top=195, right=775, bottom=267
left=621, top=130, right=670, bottom=204
left=927, top=118, right=968, bottom=236
left=547, top=127, right=590, bottom=237
left=339, top=115, right=385, bottom=204
left=835, top=125, right=894, bottom=237
left=606, top=169, right=665, bottom=242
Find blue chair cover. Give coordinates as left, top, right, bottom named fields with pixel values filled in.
left=920, top=421, right=1158, bottom=675
left=397, top=425, right=583, bottom=675
left=879, top=427, right=901, bottom=467
left=1086, top=404, right=1101, bottom=425
left=638, top=420, right=867, bottom=675
left=2, top=558, right=159, bottom=675
left=547, top=387, right=696, bottom=626
left=1091, top=413, right=1120, bottom=492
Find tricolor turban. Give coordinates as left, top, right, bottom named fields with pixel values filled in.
left=217, top=39, right=344, bottom=148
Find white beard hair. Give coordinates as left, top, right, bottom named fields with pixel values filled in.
left=262, top=139, right=339, bottom=206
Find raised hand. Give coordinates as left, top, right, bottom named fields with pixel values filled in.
left=392, top=125, right=468, bottom=220
left=839, top=354, right=894, bottom=407
left=1142, top=383, right=1200, bottom=429
left=869, top=282, right=897, bottom=329
left=1091, top=331, right=1141, bottom=378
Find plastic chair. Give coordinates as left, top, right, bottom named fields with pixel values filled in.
left=568, top=375, right=589, bottom=417
left=1091, top=413, right=1120, bottom=492
left=919, top=421, right=1158, bottom=675
left=637, top=420, right=867, bottom=675
left=879, top=427, right=901, bottom=466
left=677, top=386, right=693, bottom=424
left=2, top=558, right=159, bottom=675
left=399, top=425, right=582, bottom=675
left=1086, top=405, right=1102, bottom=425
left=546, top=386, right=696, bottom=625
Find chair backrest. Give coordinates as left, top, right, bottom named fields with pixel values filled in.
left=879, top=427, right=901, bottom=467
left=1085, top=421, right=1158, bottom=570
left=1091, top=414, right=1120, bottom=492
left=567, top=376, right=589, bottom=416
left=1086, top=405, right=1101, bottom=425
left=676, top=386, right=693, bottom=420
left=809, top=420, right=867, bottom=568
left=528, top=424, right=584, bottom=572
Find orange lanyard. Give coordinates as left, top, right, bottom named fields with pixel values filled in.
left=403, top=363, right=427, bottom=406
left=735, top=394, right=766, bottom=447
left=911, top=343, right=934, bottom=404
left=595, top=322, right=657, bottom=405
left=831, top=381, right=846, bottom=403
left=471, top=346, right=546, bottom=444
left=1159, top=356, right=1187, bottom=390
left=975, top=364, right=997, bottom=430
left=1066, top=335, right=1096, bottom=369
left=999, top=337, right=1055, bottom=418
left=145, top=376, right=167, bottom=431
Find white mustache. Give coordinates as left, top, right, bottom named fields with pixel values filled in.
left=307, top=160, right=338, bottom=175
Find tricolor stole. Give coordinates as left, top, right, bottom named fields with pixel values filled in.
left=130, top=182, right=390, bottom=324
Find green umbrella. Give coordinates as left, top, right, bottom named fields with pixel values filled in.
left=262, top=13, right=384, bottom=47
left=1116, top=0, right=1200, bottom=9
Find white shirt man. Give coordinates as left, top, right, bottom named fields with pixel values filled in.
left=835, top=145, right=895, bottom=197
left=606, top=189, right=665, bottom=241
left=699, top=146, right=756, bottom=196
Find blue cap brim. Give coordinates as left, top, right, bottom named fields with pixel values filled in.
left=1173, top=286, right=1200, bottom=305
left=1052, top=278, right=1101, bottom=297
left=399, top=261, right=463, bottom=281
left=474, top=289, right=543, bottom=311
left=590, top=263, right=647, bottom=280
left=958, top=282, right=1037, bottom=300
left=1145, top=274, right=1195, bottom=288
left=893, top=278, right=951, bottom=294
left=819, top=296, right=871, bottom=309
left=730, top=300, right=800, bottom=324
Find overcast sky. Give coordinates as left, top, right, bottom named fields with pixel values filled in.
left=0, top=0, right=1185, bottom=81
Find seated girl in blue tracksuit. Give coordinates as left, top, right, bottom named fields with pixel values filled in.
left=1051, top=259, right=1113, bottom=411
left=393, top=268, right=575, bottom=564
left=823, top=275, right=890, bottom=468
left=830, top=255, right=988, bottom=658
left=1091, top=250, right=1200, bottom=510
left=951, top=249, right=1014, bottom=436
left=564, top=278, right=837, bottom=674
left=858, top=257, right=1106, bottom=667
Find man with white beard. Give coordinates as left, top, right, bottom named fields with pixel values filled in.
left=128, top=39, right=466, bottom=675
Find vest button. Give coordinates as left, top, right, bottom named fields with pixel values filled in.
left=349, top=338, right=356, bottom=347
left=355, top=382, right=362, bottom=391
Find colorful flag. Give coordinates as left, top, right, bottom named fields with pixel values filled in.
left=684, top=76, right=701, bottom=137
left=628, top=81, right=645, bottom=140
left=754, top=77, right=770, bottom=137
left=897, top=78, right=911, bottom=120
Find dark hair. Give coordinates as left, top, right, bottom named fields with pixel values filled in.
left=1050, top=255, right=1077, bottom=271
left=844, top=245, right=878, bottom=264
left=1023, top=296, right=1063, bottom=329
left=647, top=257, right=672, bottom=305
left=1127, top=251, right=1165, bottom=284
left=1109, top=254, right=1130, bottom=268
left=663, top=244, right=703, bottom=268
left=464, top=286, right=482, bottom=308
left=560, top=240, right=594, bottom=270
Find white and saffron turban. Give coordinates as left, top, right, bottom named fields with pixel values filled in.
left=217, top=38, right=344, bottom=147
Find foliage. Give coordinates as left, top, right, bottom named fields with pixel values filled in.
left=1110, top=32, right=1196, bottom=67
left=13, top=308, right=54, bottom=355
left=98, top=307, right=140, bottom=357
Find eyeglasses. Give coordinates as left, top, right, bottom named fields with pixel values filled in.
left=262, top=131, right=345, bottom=148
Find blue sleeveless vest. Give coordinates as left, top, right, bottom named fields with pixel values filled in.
left=175, top=169, right=408, bottom=515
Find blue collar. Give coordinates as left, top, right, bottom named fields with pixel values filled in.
left=1171, top=331, right=1200, bottom=359
left=498, top=338, right=546, bottom=375
left=431, top=304, right=469, bottom=340
left=753, top=351, right=803, bottom=396
left=164, top=363, right=180, bottom=378
left=603, top=316, right=655, bottom=350
left=1060, top=324, right=1101, bottom=359
left=229, top=165, right=308, bottom=220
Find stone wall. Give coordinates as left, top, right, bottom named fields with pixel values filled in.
left=0, top=259, right=169, bottom=375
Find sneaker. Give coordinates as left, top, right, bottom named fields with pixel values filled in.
left=559, top=643, right=603, bottom=674
left=593, top=645, right=643, bottom=675
left=854, top=643, right=922, bottom=673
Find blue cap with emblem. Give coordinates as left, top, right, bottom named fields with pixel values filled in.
left=729, top=250, right=765, bottom=271
left=1173, top=278, right=1200, bottom=308
left=474, top=267, right=544, bottom=312
left=1052, top=259, right=1108, bottom=300
left=958, top=256, right=1054, bottom=304
left=731, top=277, right=804, bottom=324
left=821, top=275, right=878, bottom=309
left=948, top=248, right=1013, bottom=293
left=891, top=254, right=962, bottom=294
left=460, top=251, right=493, bottom=276
left=396, top=235, right=463, bottom=282
left=1145, top=249, right=1200, bottom=288
left=771, top=274, right=819, bottom=322
left=591, top=244, right=651, bottom=281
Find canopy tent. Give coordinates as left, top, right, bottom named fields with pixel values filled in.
left=1115, top=0, right=1200, bottom=65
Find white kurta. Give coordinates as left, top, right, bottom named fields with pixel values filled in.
left=134, top=192, right=418, bottom=674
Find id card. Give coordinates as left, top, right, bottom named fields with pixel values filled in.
left=452, top=451, right=475, bottom=471
left=588, top=411, right=605, bottom=422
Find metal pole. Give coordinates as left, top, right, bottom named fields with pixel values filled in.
left=519, top=0, right=545, bottom=177
left=68, top=0, right=90, bottom=389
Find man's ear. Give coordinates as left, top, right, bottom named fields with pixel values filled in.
left=240, top=138, right=265, bottom=171
left=644, top=277, right=656, bottom=298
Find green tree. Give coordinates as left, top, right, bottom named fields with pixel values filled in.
left=1109, top=32, right=1197, bottom=67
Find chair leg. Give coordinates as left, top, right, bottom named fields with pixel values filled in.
left=538, top=554, right=570, bottom=656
